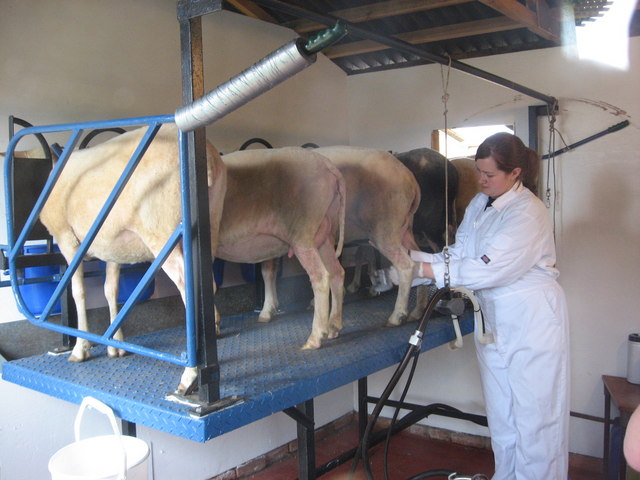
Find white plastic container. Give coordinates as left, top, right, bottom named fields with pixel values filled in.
left=627, top=333, right=640, bottom=385
left=48, top=396, right=150, bottom=480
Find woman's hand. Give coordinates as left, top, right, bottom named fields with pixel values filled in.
left=387, top=260, right=428, bottom=284
left=419, top=261, right=435, bottom=280
left=409, top=250, right=435, bottom=280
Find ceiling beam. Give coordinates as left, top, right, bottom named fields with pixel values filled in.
left=249, top=0, right=557, bottom=105
left=227, top=0, right=565, bottom=45
left=476, top=0, right=562, bottom=43
left=224, top=0, right=278, bottom=23
left=285, top=0, right=471, bottom=33
left=324, top=16, right=521, bottom=59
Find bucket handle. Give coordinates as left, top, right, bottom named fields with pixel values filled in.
left=74, top=396, right=127, bottom=480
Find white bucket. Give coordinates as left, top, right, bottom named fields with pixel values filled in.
left=49, top=397, right=150, bottom=480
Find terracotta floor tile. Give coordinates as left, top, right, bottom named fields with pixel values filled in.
left=246, top=423, right=605, bottom=480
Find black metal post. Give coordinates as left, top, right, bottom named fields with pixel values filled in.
left=358, top=377, right=368, bottom=440
left=59, top=265, right=77, bottom=350
left=122, top=420, right=137, bottom=437
left=528, top=105, right=542, bottom=153
left=284, top=400, right=316, bottom=480
left=296, top=400, right=316, bottom=480
left=604, top=385, right=612, bottom=477
left=178, top=9, right=221, bottom=404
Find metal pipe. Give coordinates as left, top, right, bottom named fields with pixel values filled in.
left=250, top=0, right=558, bottom=106
left=175, top=38, right=316, bottom=131
left=175, top=21, right=346, bottom=132
left=542, top=120, right=630, bottom=159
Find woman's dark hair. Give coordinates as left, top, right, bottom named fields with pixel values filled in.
left=475, top=132, right=539, bottom=193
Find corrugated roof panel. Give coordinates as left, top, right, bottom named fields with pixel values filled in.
left=222, top=0, right=638, bottom=75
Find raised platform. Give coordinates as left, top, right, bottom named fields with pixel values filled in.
left=2, top=290, right=473, bottom=443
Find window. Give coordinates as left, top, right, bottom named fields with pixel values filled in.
left=431, top=125, right=514, bottom=158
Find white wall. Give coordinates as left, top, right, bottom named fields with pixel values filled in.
left=0, top=2, right=350, bottom=479
left=1, top=1, right=639, bottom=478
left=347, top=37, right=640, bottom=458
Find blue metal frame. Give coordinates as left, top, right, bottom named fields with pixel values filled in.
left=3, top=114, right=199, bottom=367
left=2, top=294, right=475, bottom=442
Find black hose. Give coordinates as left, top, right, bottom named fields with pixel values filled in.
left=541, top=120, right=629, bottom=159
left=383, top=350, right=421, bottom=479
left=406, top=470, right=456, bottom=479
left=78, top=127, right=126, bottom=149
left=238, top=137, right=273, bottom=150
left=350, top=287, right=452, bottom=479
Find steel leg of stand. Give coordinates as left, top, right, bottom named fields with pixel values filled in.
left=358, top=377, right=368, bottom=439
left=122, top=420, right=137, bottom=437
left=284, top=400, right=316, bottom=480
left=604, top=384, right=611, bottom=477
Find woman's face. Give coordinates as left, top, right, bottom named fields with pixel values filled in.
left=476, top=156, right=521, bottom=199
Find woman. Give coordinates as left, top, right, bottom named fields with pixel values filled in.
left=410, top=132, right=570, bottom=479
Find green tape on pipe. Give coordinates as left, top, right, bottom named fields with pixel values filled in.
left=304, top=21, right=347, bottom=54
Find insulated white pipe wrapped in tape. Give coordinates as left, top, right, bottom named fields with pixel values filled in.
left=175, top=38, right=316, bottom=132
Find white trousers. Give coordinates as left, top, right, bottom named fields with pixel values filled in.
left=475, top=283, right=570, bottom=480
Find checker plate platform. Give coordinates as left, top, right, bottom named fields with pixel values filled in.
left=2, top=291, right=473, bottom=442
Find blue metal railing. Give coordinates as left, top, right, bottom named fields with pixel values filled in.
left=3, top=114, right=199, bottom=367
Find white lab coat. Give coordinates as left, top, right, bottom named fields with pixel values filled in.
left=412, top=183, right=570, bottom=480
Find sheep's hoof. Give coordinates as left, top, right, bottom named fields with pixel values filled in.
left=107, top=347, right=127, bottom=358
left=68, top=343, right=91, bottom=362
left=68, top=352, right=90, bottom=363
left=175, top=382, right=196, bottom=397
left=301, top=339, right=321, bottom=350
left=176, top=368, right=198, bottom=396
left=327, top=326, right=341, bottom=339
left=385, top=313, right=407, bottom=328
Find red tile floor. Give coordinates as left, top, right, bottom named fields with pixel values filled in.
left=238, top=416, right=604, bottom=480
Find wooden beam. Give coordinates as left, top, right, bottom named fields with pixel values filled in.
left=224, top=0, right=278, bottom=23
left=324, top=16, right=521, bottom=59
left=446, top=129, right=465, bottom=143
left=286, top=0, right=471, bottom=33
left=477, top=0, right=562, bottom=43
left=431, top=130, right=440, bottom=151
